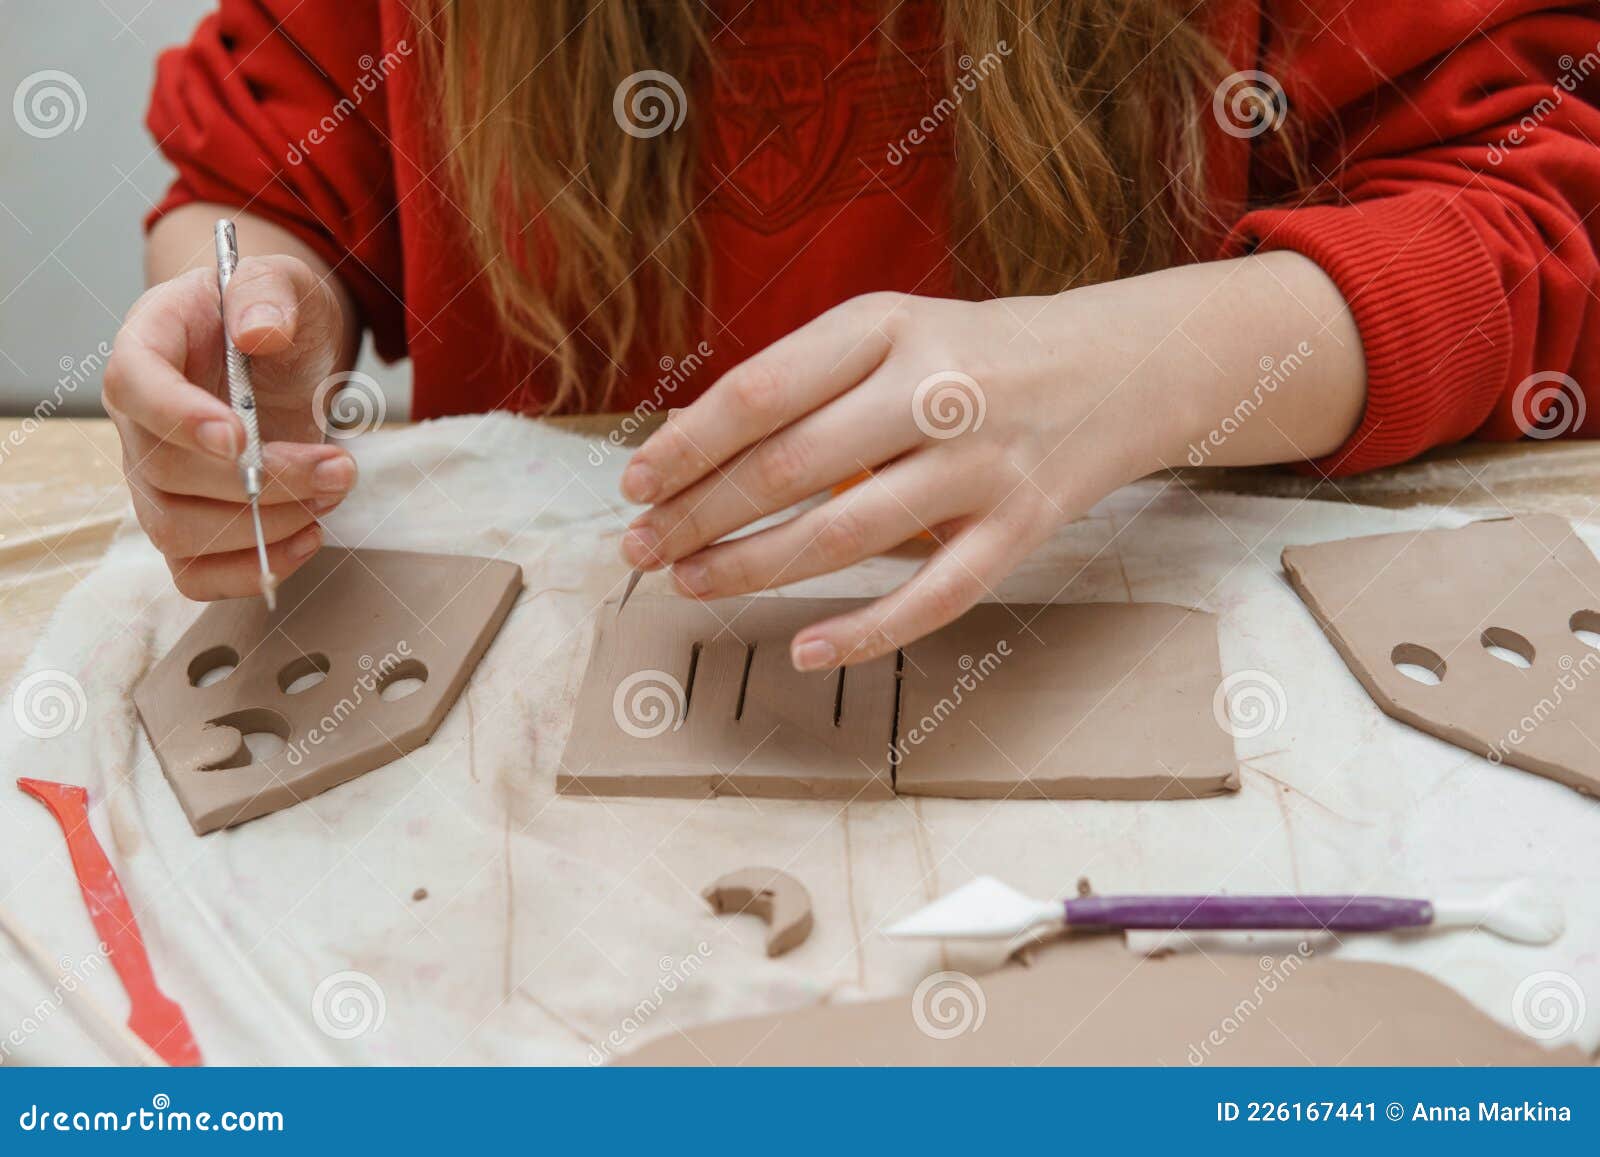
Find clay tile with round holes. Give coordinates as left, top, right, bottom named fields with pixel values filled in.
left=134, top=548, right=521, bottom=833
left=1282, top=514, right=1600, bottom=797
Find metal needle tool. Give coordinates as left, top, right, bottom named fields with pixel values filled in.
left=213, top=219, right=277, bottom=611
left=617, top=566, right=643, bottom=615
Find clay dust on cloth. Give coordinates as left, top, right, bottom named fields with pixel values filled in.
left=0, top=413, right=1595, bottom=1063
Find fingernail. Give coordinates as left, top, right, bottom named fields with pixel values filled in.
left=621, top=461, right=659, bottom=504
left=288, top=526, right=322, bottom=562
left=674, top=561, right=710, bottom=597
left=792, top=638, right=836, bottom=671
left=196, top=420, right=238, bottom=459
left=621, top=526, right=660, bottom=567
left=239, top=303, right=285, bottom=333
left=312, top=457, right=356, bottom=495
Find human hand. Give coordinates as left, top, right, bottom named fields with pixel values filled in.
left=618, top=255, right=1363, bottom=669
left=105, top=253, right=358, bottom=599
left=616, top=289, right=1183, bottom=669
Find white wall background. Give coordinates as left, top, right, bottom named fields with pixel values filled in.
left=0, top=0, right=409, bottom=416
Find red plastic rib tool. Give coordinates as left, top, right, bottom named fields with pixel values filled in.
left=17, top=778, right=202, bottom=1065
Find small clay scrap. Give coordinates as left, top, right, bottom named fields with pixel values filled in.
left=1283, top=515, right=1600, bottom=797
left=619, top=932, right=1585, bottom=1066
left=702, top=867, right=813, bottom=957
left=135, top=548, right=521, bottom=833
left=559, top=597, right=1237, bottom=802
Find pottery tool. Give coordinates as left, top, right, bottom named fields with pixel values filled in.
left=214, top=218, right=276, bottom=611
left=886, top=876, right=1564, bottom=946
left=617, top=566, right=643, bottom=614
left=0, top=903, right=163, bottom=1066
left=18, top=778, right=203, bottom=1065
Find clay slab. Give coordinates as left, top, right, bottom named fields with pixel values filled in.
left=560, top=597, right=1238, bottom=802
left=896, top=602, right=1239, bottom=799
left=619, top=932, right=1584, bottom=1065
left=1283, top=515, right=1600, bottom=797
left=558, top=597, right=897, bottom=800
left=134, top=548, right=522, bottom=833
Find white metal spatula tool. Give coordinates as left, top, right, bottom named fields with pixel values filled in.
left=885, top=876, right=1563, bottom=945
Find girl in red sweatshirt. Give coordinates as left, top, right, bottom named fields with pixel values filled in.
left=113, top=1, right=1600, bottom=668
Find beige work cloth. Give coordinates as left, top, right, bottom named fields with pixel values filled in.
left=0, top=414, right=1594, bottom=1064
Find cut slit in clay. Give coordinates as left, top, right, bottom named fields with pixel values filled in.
left=1282, top=514, right=1600, bottom=798
left=134, top=548, right=521, bottom=834
left=558, top=596, right=1238, bottom=802
left=703, top=867, right=814, bottom=957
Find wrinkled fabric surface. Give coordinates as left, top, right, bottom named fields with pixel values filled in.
left=1, top=414, right=1595, bottom=1065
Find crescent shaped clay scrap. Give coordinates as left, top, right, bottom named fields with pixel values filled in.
left=702, top=867, right=813, bottom=958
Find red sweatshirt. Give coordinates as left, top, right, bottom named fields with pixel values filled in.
left=147, top=0, right=1600, bottom=476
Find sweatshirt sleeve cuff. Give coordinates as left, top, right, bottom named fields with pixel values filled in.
left=1223, top=191, right=1512, bottom=477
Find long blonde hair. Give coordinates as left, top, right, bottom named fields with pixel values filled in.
left=414, top=1, right=1228, bottom=411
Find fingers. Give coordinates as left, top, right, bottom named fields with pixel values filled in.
left=132, top=486, right=336, bottom=560
left=104, top=335, right=243, bottom=460
left=667, top=457, right=965, bottom=599
left=622, top=373, right=920, bottom=570
left=621, top=294, right=902, bottom=504
left=135, top=433, right=357, bottom=504
left=222, top=253, right=327, bottom=356
left=167, top=522, right=326, bottom=602
left=787, top=511, right=1044, bottom=670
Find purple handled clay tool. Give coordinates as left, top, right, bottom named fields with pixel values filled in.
left=885, top=876, right=1563, bottom=945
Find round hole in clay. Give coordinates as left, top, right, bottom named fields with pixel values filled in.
left=188, top=645, right=239, bottom=688
left=201, top=708, right=291, bottom=770
left=1391, top=643, right=1445, bottom=686
left=278, top=653, right=331, bottom=694
left=1570, top=610, right=1600, bottom=650
left=378, top=658, right=429, bottom=702
left=1480, top=627, right=1534, bottom=670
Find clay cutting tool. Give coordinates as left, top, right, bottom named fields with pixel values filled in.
left=886, top=876, right=1564, bottom=946
left=17, top=778, right=203, bottom=1065
left=617, top=565, right=643, bottom=614
left=214, top=218, right=277, bottom=611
